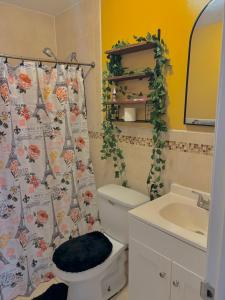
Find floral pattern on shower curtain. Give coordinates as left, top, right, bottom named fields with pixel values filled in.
left=0, top=61, right=100, bottom=300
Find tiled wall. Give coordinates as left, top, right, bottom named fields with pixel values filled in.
left=55, top=0, right=102, bottom=133
left=89, top=128, right=214, bottom=195
left=0, top=2, right=57, bottom=58
left=89, top=131, right=214, bottom=156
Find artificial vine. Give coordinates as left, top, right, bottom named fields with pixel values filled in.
left=139, top=33, right=170, bottom=200
left=101, top=31, right=170, bottom=198
left=101, top=70, right=128, bottom=187
left=107, top=40, right=130, bottom=76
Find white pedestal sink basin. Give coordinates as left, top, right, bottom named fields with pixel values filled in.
left=129, top=184, right=209, bottom=250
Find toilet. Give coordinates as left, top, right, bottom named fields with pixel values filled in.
left=53, top=184, right=149, bottom=300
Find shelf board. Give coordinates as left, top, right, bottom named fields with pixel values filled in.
left=105, top=41, right=156, bottom=56
left=107, top=98, right=148, bottom=105
left=111, top=119, right=149, bottom=123
left=107, top=73, right=148, bottom=82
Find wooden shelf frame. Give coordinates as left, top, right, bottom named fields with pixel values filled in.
left=105, top=101, right=151, bottom=123
left=108, top=99, right=148, bottom=105
left=107, top=72, right=148, bottom=82
left=111, top=119, right=150, bottom=123
left=105, top=29, right=161, bottom=123
left=105, top=41, right=156, bottom=56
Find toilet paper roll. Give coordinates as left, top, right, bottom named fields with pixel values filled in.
left=124, top=107, right=136, bottom=122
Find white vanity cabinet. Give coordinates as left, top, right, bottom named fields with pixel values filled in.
left=171, top=262, right=202, bottom=300
left=128, top=215, right=206, bottom=300
left=129, top=239, right=171, bottom=300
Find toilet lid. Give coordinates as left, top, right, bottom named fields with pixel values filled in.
left=53, top=231, right=113, bottom=273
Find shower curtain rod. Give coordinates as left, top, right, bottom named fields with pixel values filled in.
left=0, top=53, right=95, bottom=68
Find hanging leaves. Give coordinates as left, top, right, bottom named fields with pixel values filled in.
left=138, top=32, right=170, bottom=200
left=101, top=71, right=128, bottom=187
left=101, top=31, right=170, bottom=196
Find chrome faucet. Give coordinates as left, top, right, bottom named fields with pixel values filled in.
left=192, top=191, right=210, bottom=211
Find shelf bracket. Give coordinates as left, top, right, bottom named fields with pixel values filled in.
left=157, top=29, right=161, bottom=41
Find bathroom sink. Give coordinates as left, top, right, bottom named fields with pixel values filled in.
left=159, top=202, right=208, bottom=236
left=129, top=184, right=209, bottom=250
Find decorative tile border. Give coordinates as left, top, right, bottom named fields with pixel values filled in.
left=88, top=131, right=214, bottom=156
left=88, top=131, right=103, bottom=139
left=166, top=141, right=213, bottom=155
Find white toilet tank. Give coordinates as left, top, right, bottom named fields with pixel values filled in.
left=97, top=184, right=149, bottom=245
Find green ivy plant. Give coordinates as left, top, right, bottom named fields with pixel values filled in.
left=107, top=40, right=129, bottom=76
left=101, top=71, right=128, bottom=187
left=101, top=40, right=132, bottom=187
left=101, top=32, right=170, bottom=198
left=134, top=32, right=170, bottom=200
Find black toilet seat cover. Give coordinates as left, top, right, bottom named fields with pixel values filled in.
left=53, top=231, right=113, bottom=273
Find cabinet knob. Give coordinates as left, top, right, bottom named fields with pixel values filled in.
left=173, top=280, right=180, bottom=288
left=159, top=272, right=167, bottom=279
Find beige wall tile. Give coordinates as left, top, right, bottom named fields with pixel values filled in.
left=90, top=134, right=213, bottom=194
left=0, top=2, right=57, bottom=59
left=55, top=0, right=102, bottom=132
left=164, top=150, right=213, bottom=193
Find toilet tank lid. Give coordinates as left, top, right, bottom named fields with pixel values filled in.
left=97, top=184, right=149, bottom=208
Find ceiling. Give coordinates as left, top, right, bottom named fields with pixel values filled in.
left=1, top=0, right=79, bottom=16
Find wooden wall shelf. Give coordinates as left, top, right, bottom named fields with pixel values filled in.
left=105, top=29, right=161, bottom=123
left=105, top=41, right=156, bottom=56
left=108, top=99, right=147, bottom=105
left=107, top=73, right=148, bottom=82
left=112, top=119, right=149, bottom=123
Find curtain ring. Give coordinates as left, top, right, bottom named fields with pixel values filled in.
left=54, top=62, right=58, bottom=69
left=65, top=64, right=69, bottom=70
left=20, top=60, right=24, bottom=66
left=4, top=57, right=8, bottom=64
left=76, top=64, right=80, bottom=71
left=38, top=61, right=43, bottom=68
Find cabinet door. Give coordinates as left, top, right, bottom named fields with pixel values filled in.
left=171, top=262, right=203, bottom=300
left=129, top=238, right=171, bottom=300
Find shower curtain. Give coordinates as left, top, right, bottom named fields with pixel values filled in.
left=0, top=60, right=100, bottom=300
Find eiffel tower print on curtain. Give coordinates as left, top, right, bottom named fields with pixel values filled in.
left=60, top=109, right=75, bottom=163
left=70, top=68, right=86, bottom=119
left=41, top=133, right=56, bottom=188
left=5, top=110, right=21, bottom=175
left=67, top=169, right=81, bottom=216
left=24, top=256, right=35, bottom=296
left=15, top=186, right=29, bottom=241
left=33, top=66, right=48, bottom=122
left=49, top=193, right=63, bottom=248
left=53, top=65, right=67, bottom=96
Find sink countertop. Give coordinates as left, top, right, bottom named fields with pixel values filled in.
left=129, top=189, right=209, bottom=252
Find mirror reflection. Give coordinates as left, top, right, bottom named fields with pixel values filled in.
left=184, top=0, right=224, bottom=126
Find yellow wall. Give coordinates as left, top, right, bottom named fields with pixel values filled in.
left=101, top=0, right=211, bottom=130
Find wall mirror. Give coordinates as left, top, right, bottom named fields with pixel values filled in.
left=184, top=0, right=224, bottom=126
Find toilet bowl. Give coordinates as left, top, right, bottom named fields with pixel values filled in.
left=53, top=234, right=127, bottom=300
left=54, top=184, right=149, bottom=300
